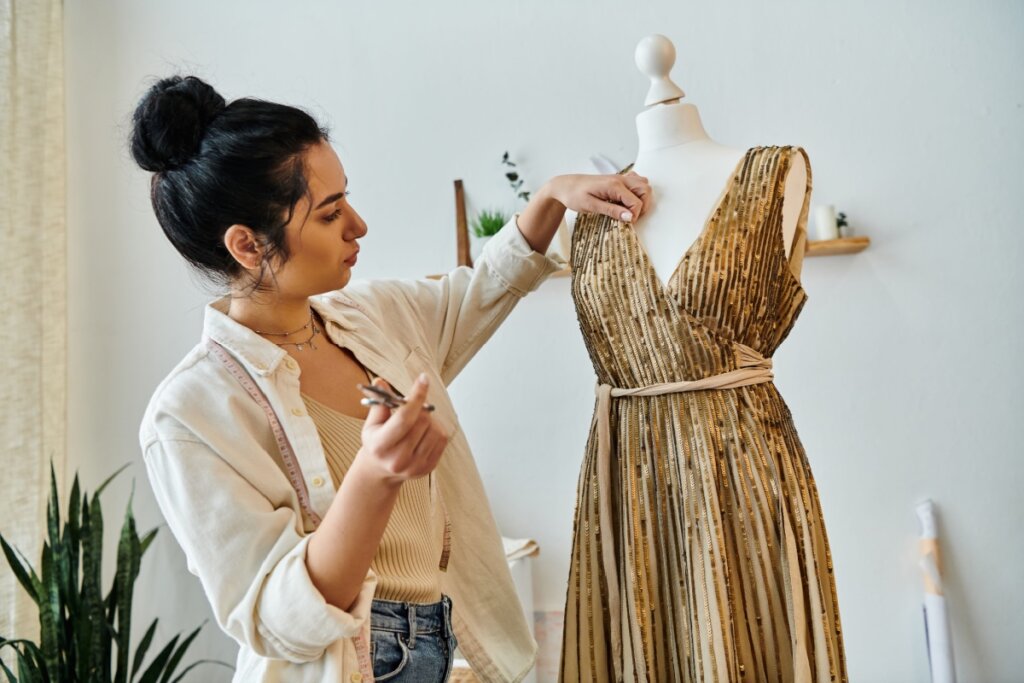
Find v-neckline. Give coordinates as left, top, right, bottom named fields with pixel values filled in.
left=623, top=146, right=754, bottom=298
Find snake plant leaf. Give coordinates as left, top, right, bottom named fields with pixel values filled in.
left=131, top=619, right=159, bottom=682
left=168, top=658, right=234, bottom=683
left=2, top=637, right=45, bottom=683
left=53, top=538, right=76, bottom=677
left=139, top=527, right=159, bottom=559
left=80, top=493, right=106, bottom=679
left=64, top=474, right=82, bottom=611
left=27, top=642, right=48, bottom=683
left=137, top=635, right=179, bottom=683
left=0, top=655, right=16, bottom=683
left=102, top=578, right=117, bottom=682
left=54, top=534, right=75, bottom=623
left=38, top=544, right=61, bottom=680
left=159, top=623, right=203, bottom=683
left=0, top=639, right=35, bottom=683
left=94, top=462, right=131, bottom=500
left=66, top=474, right=81, bottom=541
left=16, top=652, right=39, bottom=683
left=15, top=544, right=44, bottom=604
left=113, top=494, right=140, bottom=683
left=0, top=535, right=38, bottom=603
left=46, top=464, right=60, bottom=555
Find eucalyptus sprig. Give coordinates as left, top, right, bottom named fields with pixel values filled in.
left=501, top=151, right=530, bottom=203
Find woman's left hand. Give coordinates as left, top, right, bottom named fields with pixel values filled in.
left=544, top=171, right=652, bottom=223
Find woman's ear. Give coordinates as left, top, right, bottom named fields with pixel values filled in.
left=223, top=224, right=264, bottom=270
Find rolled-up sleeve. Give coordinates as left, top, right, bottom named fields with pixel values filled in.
left=143, top=437, right=375, bottom=662
left=354, top=214, right=565, bottom=384
left=478, top=213, right=567, bottom=297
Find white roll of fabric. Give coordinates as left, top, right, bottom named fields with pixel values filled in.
left=917, top=499, right=957, bottom=683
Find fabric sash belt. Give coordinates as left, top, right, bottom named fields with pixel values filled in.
left=592, top=342, right=774, bottom=677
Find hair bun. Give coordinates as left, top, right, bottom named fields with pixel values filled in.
left=130, top=75, right=226, bottom=172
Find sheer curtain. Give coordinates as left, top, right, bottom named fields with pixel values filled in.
left=0, top=0, right=67, bottom=647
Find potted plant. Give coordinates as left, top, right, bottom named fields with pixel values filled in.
left=470, top=208, right=510, bottom=261
left=468, top=151, right=533, bottom=262
left=0, top=462, right=229, bottom=682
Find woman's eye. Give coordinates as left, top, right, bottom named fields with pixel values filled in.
left=323, top=192, right=351, bottom=223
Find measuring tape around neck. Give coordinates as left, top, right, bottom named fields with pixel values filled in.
left=207, top=339, right=323, bottom=527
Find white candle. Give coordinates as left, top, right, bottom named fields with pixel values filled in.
left=813, top=204, right=839, bottom=241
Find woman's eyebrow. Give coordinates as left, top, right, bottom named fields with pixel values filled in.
left=313, top=176, right=349, bottom=210
left=315, top=192, right=344, bottom=209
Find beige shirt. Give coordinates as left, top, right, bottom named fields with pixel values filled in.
left=139, top=215, right=564, bottom=682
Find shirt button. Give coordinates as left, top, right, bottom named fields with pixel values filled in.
left=311, top=476, right=325, bottom=488
left=350, top=673, right=363, bottom=682
left=285, top=357, right=298, bottom=371
left=291, top=408, right=305, bottom=417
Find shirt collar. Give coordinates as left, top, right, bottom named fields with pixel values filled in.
left=203, top=294, right=356, bottom=377
left=202, top=296, right=285, bottom=376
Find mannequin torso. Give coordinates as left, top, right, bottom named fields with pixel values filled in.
left=631, top=102, right=807, bottom=287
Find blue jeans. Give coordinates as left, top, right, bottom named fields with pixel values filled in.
left=369, top=594, right=458, bottom=682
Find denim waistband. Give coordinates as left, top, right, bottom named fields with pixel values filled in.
left=370, top=594, right=454, bottom=645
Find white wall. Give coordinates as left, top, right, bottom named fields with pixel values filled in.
left=65, top=1, right=1023, bottom=681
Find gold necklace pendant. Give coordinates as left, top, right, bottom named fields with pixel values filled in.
left=286, top=321, right=320, bottom=351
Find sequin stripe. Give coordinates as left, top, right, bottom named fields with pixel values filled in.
left=596, top=380, right=776, bottom=682
left=694, top=147, right=771, bottom=352
left=769, top=389, right=847, bottom=680
left=767, top=147, right=812, bottom=351
left=756, top=384, right=843, bottom=680
left=725, top=386, right=791, bottom=680
left=573, top=211, right=736, bottom=386
left=559, top=417, right=611, bottom=682
left=736, top=387, right=792, bottom=677
left=580, top=418, right=605, bottom=679
left=679, top=147, right=806, bottom=356
left=742, top=150, right=789, bottom=345
left=621, top=399, right=652, bottom=676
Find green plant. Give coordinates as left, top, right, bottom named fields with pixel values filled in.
left=501, top=151, right=530, bottom=203
left=836, top=211, right=849, bottom=237
left=471, top=208, right=510, bottom=239
left=0, top=462, right=230, bottom=682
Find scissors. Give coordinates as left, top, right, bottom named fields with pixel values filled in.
left=357, top=382, right=436, bottom=412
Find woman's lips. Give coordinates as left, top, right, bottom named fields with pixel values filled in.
left=344, top=249, right=359, bottom=266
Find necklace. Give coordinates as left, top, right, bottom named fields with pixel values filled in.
left=254, top=309, right=314, bottom=337
left=276, top=323, right=320, bottom=351
left=254, top=309, right=321, bottom=351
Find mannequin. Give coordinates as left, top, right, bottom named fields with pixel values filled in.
left=559, top=34, right=849, bottom=682
left=630, top=34, right=807, bottom=287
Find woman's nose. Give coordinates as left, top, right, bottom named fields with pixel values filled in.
left=351, top=207, right=368, bottom=237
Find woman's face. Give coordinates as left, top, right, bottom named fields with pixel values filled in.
left=269, top=141, right=367, bottom=297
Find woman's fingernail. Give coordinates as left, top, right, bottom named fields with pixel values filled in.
left=621, top=211, right=633, bottom=221
left=417, top=372, right=428, bottom=384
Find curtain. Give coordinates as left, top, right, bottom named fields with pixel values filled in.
left=0, top=0, right=67, bottom=652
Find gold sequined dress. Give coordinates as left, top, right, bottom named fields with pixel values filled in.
left=561, top=146, right=847, bottom=683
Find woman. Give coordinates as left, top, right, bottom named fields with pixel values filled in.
left=133, top=75, right=650, bottom=682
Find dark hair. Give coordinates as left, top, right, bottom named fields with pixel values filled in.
left=129, top=75, right=329, bottom=290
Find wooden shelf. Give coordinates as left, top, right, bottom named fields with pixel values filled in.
left=806, top=236, right=870, bottom=257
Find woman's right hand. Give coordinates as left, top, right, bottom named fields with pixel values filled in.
left=355, top=374, right=448, bottom=486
